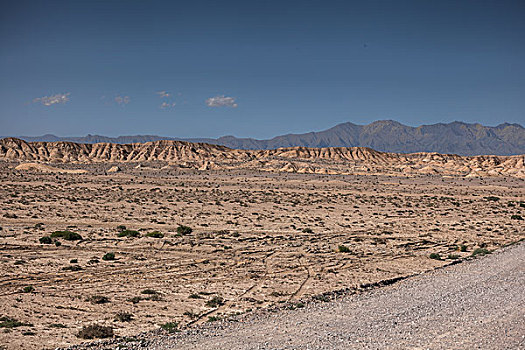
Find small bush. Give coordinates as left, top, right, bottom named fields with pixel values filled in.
left=62, top=265, right=83, bottom=271
left=70, top=259, right=78, bottom=263
left=141, top=289, right=158, bottom=295
left=471, top=248, right=491, bottom=257
left=128, top=296, right=142, bottom=304
left=160, top=322, right=179, bottom=333
left=145, top=231, right=164, bottom=238
left=115, top=312, right=133, bottom=322
left=205, top=296, right=225, bottom=308
left=77, top=324, right=114, bottom=339
left=118, top=230, right=140, bottom=238
left=458, top=244, right=467, bottom=252
left=87, top=295, right=110, bottom=304
left=484, top=196, right=500, bottom=201
left=448, top=254, right=460, bottom=260
left=511, top=215, right=523, bottom=221
left=102, top=252, right=115, bottom=261
left=302, top=228, right=313, bottom=233
left=429, top=253, right=442, bottom=260
left=189, top=293, right=202, bottom=299
left=22, top=286, right=34, bottom=293
left=116, top=225, right=127, bottom=232
left=50, top=231, right=82, bottom=241
left=177, top=225, right=193, bottom=235
left=39, top=236, right=52, bottom=244
left=337, top=245, right=350, bottom=253
left=207, top=316, right=221, bottom=322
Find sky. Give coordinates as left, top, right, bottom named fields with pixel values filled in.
left=1, top=0, right=524, bottom=139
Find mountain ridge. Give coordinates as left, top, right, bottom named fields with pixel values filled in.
left=4, top=120, right=524, bottom=156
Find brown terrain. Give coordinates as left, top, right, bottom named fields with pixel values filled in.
left=0, top=138, right=523, bottom=349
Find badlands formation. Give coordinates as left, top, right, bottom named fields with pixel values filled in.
left=0, top=137, right=524, bottom=177
left=0, top=137, right=523, bottom=349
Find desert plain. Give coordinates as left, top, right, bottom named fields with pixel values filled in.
left=0, top=139, right=524, bottom=349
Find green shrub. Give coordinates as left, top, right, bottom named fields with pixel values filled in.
left=39, top=236, right=52, bottom=244
left=22, top=286, right=34, bottom=293
left=429, top=253, right=442, bottom=260
left=448, top=254, right=460, bottom=260
left=337, top=245, right=350, bottom=253
left=102, top=252, right=115, bottom=261
left=77, top=324, right=114, bottom=339
left=458, top=244, right=467, bottom=252
left=511, top=215, right=523, bottom=221
left=118, top=230, right=140, bottom=238
left=50, top=231, right=82, bottom=241
left=484, top=196, right=500, bottom=201
left=302, top=228, right=313, bottom=233
left=160, top=322, right=179, bottom=333
left=116, top=225, right=127, bottom=232
left=145, top=231, right=164, bottom=238
left=176, top=225, right=193, bottom=235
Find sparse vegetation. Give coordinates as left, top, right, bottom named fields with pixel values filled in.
left=118, top=229, right=140, bottom=237
left=429, top=253, right=442, bottom=260
left=337, top=245, right=350, bottom=253
left=77, top=324, right=114, bottom=339
left=39, top=236, right=52, bottom=244
left=102, top=252, right=116, bottom=261
left=471, top=248, right=491, bottom=257
left=141, top=289, right=158, bottom=295
left=22, top=286, right=34, bottom=293
left=87, top=295, right=110, bottom=304
left=510, top=214, right=523, bottom=220
left=160, top=321, right=179, bottom=333
left=0, top=316, right=32, bottom=328
left=145, top=231, right=164, bottom=238
left=206, top=296, right=225, bottom=308
left=115, top=312, right=133, bottom=322
left=50, top=230, right=82, bottom=241
left=177, top=225, right=193, bottom=235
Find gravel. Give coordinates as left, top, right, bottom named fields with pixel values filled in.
left=67, top=241, right=525, bottom=350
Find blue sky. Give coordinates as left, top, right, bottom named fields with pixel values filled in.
left=1, top=0, right=524, bottom=138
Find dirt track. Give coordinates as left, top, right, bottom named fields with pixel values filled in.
left=88, top=241, right=524, bottom=350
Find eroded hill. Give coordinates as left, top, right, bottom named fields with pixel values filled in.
left=1, top=138, right=524, bottom=178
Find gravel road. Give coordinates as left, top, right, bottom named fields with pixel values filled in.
left=71, top=242, right=525, bottom=350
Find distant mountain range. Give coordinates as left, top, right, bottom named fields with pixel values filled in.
left=5, top=120, right=525, bottom=156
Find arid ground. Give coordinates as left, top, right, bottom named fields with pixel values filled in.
left=0, top=160, right=524, bottom=349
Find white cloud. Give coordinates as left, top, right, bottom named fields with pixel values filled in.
left=160, top=102, right=176, bottom=109
left=115, top=95, right=130, bottom=106
left=205, top=95, right=238, bottom=108
left=32, top=93, right=70, bottom=106
left=156, top=91, right=171, bottom=98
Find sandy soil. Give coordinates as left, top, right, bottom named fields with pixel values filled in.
left=0, top=162, right=523, bottom=349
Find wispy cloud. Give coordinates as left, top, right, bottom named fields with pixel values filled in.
left=32, top=93, right=70, bottom=106
left=205, top=95, right=238, bottom=108
left=156, top=91, right=171, bottom=98
left=160, top=102, right=176, bottom=109
left=115, top=95, right=130, bottom=106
